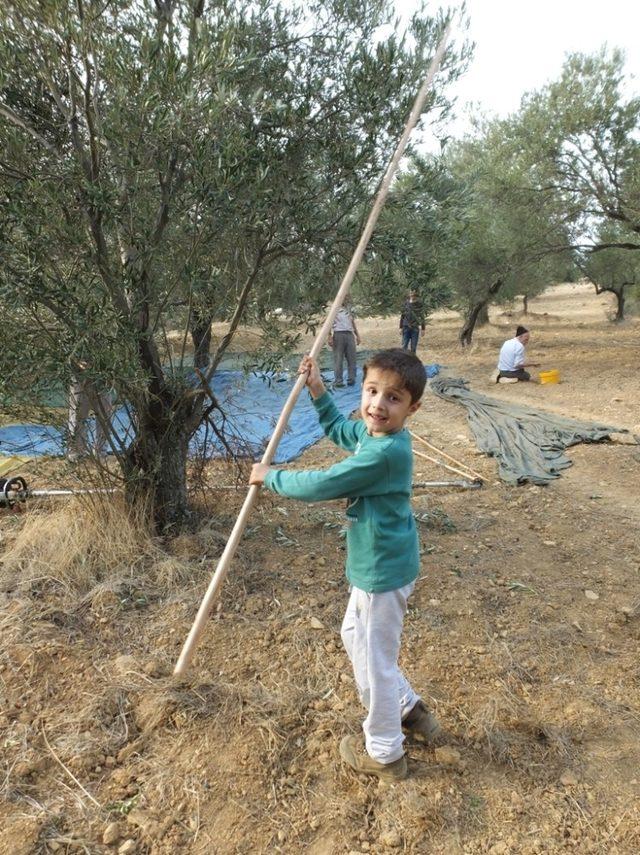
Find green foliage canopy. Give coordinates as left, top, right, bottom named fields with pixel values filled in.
left=0, top=0, right=467, bottom=525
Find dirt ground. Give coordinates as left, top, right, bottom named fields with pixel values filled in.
left=1, top=282, right=639, bottom=854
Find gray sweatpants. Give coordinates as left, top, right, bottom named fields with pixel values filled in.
left=341, top=582, right=420, bottom=764
left=67, top=379, right=113, bottom=459
left=332, top=331, right=357, bottom=385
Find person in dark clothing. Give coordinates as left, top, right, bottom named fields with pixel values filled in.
left=399, top=290, right=426, bottom=353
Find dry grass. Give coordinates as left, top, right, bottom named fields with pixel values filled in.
left=0, top=497, right=213, bottom=615
left=1, top=497, right=156, bottom=593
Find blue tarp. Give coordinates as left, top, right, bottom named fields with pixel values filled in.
left=0, top=362, right=440, bottom=464
left=0, top=370, right=362, bottom=464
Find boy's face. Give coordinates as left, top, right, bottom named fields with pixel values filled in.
left=360, top=367, right=421, bottom=436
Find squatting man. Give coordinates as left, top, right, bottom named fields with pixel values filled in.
left=496, top=325, right=540, bottom=383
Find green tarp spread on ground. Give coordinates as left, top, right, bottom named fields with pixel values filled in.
left=429, top=377, right=631, bottom=486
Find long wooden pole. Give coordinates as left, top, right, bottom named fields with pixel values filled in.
left=409, top=430, right=485, bottom=481
left=174, top=26, right=451, bottom=675
left=412, top=447, right=479, bottom=481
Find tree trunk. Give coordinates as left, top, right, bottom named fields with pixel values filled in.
left=523, top=295, right=528, bottom=314
left=459, top=302, right=485, bottom=347
left=595, top=282, right=627, bottom=322
left=191, top=311, right=213, bottom=371
left=122, top=391, right=192, bottom=531
left=459, top=279, right=503, bottom=347
left=476, top=303, right=490, bottom=326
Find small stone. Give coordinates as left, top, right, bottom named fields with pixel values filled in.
left=126, top=809, right=154, bottom=832
left=102, top=822, right=121, bottom=846
left=117, top=742, right=140, bottom=763
left=142, top=659, right=166, bottom=677
left=434, top=746, right=462, bottom=768
left=118, top=841, right=137, bottom=855
left=542, top=541, right=557, bottom=547
left=113, top=655, right=138, bottom=676
left=560, top=770, right=579, bottom=787
left=379, top=829, right=402, bottom=848
left=584, top=590, right=599, bottom=601
left=309, top=617, right=324, bottom=630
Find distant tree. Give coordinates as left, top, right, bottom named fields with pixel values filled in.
left=514, top=49, right=640, bottom=253
left=496, top=49, right=640, bottom=325
left=356, top=155, right=456, bottom=318
left=0, top=0, right=466, bottom=529
left=435, top=120, right=569, bottom=346
left=577, top=225, right=640, bottom=321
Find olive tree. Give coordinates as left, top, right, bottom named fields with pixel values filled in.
left=355, top=155, right=456, bottom=319
left=516, top=49, right=640, bottom=252
left=435, top=120, right=569, bottom=346
left=0, top=0, right=465, bottom=528
left=578, top=224, right=640, bottom=321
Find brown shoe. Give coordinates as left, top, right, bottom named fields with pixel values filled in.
left=402, top=700, right=441, bottom=743
left=339, top=735, right=408, bottom=781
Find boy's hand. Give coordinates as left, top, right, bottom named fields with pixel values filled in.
left=298, top=355, right=326, bottom=399
left=249, top=463, right=271, bottom=485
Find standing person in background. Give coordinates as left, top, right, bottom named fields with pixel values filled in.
left=67, top=363, right=113, bottom=461
left=328, top=297, right=361, bottom=387
left=399, top=289, right=426, bottom=353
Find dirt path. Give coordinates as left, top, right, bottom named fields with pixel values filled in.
left=1, top=283, right=639, bottom=854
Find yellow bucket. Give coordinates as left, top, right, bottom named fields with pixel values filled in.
left=539, top=369, right=560, bottom=385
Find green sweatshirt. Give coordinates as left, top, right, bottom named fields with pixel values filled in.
left=264, top=391, right=419, bottom=593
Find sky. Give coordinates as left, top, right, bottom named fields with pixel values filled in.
left=395, top=0, right=640, bottom=142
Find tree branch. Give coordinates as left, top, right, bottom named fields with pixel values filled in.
left=0, top=103, right=60, bottom=156
left=202, top=242, right=269, bottom=386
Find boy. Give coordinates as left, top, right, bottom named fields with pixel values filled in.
left=250, top=348, right=440, bottom=781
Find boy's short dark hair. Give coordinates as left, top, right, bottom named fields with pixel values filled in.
left=362, top=348, right=426, bottom=403
left=515, top=325, right=529, bottom=337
